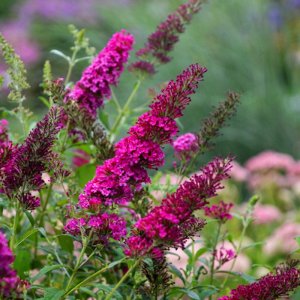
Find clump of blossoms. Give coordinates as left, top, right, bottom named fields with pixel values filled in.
left=173, top=132, right=199, bottom=161
left=129, top=0, right=203, bottom=74
left=214, top=246, right=236, bottom=269
left=3, top=1, right=300, bottom=299
left=124, top=157, right=232, bottom=257
left=219, top=261, right=300, bottom=300
left=65, top=30, right=134, bottom=119
left=0, top=106, right=67, bottom=210
left=0, top=119, right=14, bottom=169
left=0, top=231, right=29, bottom=298
left=204, top=200, right=234, bottom=222
left=64, top=64, right=207, bottom=242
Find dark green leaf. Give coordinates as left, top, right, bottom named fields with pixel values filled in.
left=43, top=287, right=64, bottom=300
left=15, top=228, right=39, bottom=248
left=31, top=264, right=62, bottom=282
left=58, top=235, right=74, bottom=254
left=168, top=264, right=185, bottom=284
left=24, top=210, right=35, bottom=227
left=13, top=249, right=31, bottom=276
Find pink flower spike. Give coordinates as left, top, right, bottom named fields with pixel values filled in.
left=66, top=30, right=135, bottom=118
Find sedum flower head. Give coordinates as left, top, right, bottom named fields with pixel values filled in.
left=66, top=30, right=134, bottom=118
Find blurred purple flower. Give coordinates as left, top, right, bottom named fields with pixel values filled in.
left=288, top=0, right=300, bottom=9
left=267, top=5, right=283, bottom=30
left=0, top=21, right=40, bottom=65
left=17, top=0, right=99, bottom=25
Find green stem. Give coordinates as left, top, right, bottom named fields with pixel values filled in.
left=38, top=183, right=53, bottom=227
left=10, top=201, right=21, bottom=251
left=65, top=48, right=79, bottom=85
left=221, top=219, right=249, bottom=289
left=64, top=257, right=126, bottom=297
left=64, top=231, right=92, bottom=292
left=104, top=259, right=140, bottom=300
left=209, top=222, right=222, bottom=300
left=110, top=80, right=141, bottom=139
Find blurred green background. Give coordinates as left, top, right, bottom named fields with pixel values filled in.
left=1, top=0, right=300, bottom=163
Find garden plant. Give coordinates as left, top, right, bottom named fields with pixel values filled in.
left=1, top=0, right=300, bottom=299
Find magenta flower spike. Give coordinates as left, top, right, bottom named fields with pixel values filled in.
left=0, top=231, right=29, bottom=298
left=219, top=262, right=300, bottom=300
left=125, top=157, right=232, bottom=257
left=65, top=64, right=207, bottom=242
left=66, top=30, right=135, bottom=118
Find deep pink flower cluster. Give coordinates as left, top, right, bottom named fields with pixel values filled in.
left=66, top=30, right=134, bottom=118
left=0, top=231, right=29, bottom=298
left=204, top=201, right=234, bottom=222
left=0, top=120, right=14, bottom=169
left=65, top=64, right=207, bottom=242
left=215, top=247, right=236, bottom=269
left=130, top=0, right=203, bottom=73
left=0, top=107, right=66, bottom=210
left=125, top=157, right=232, bottom=257
left=219, top=263, right=300, bottom=300
left=72, top=149, right=90, bottom=168
left=77, top=64, right=206, bottom=210
left=173, top=132, right=199, bottom=161
left=64, top=213, right=127, bottom=244
left=0, top=119, right=8, bottom=141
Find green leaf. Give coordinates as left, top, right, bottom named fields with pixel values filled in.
left=43, top=288, right=64, bottom=300
left=31, top=264, right=63, bottom=282
left=50, top=50, right=71, bottom=63
left=218, top=271, right=256, bottom=283
left=186, top=290, right=201, bottom=300
left=76, top=164, right=96, bottom=187
left=13, top=249, right=31, bottom=276
left=39, top=96, right=51, bottom=108
left=194, top=247, right=208, bottom=261
left=38, top=227, right=47, bottom=238
left=241, top=241, right=264, bottom=250
left=107, top=257, right=126, bottom=269
left=93, top=284, right=122, bottom=299
left=168, top=264, right=185, bottom=284
left=24, top=210, right=35, bottom=227
left=175, top=288, right=200, bottom=300
left=58, top=235, right=74, bottom=254
left=98, top=110, right=110, bottom=130
left=15, top=228, right=39, bottom=248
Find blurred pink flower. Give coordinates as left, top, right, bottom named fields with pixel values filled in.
left=264, top=222, right=300, bottom=255
left=229, top=161, right=248, bottom=182
left=245, top=151, right=294, bottom=174
left=72, top=149, right=90, bottom=168
left=253, top=204, right=282, bottom=225
left=245, top=151, right=296, bottom=190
